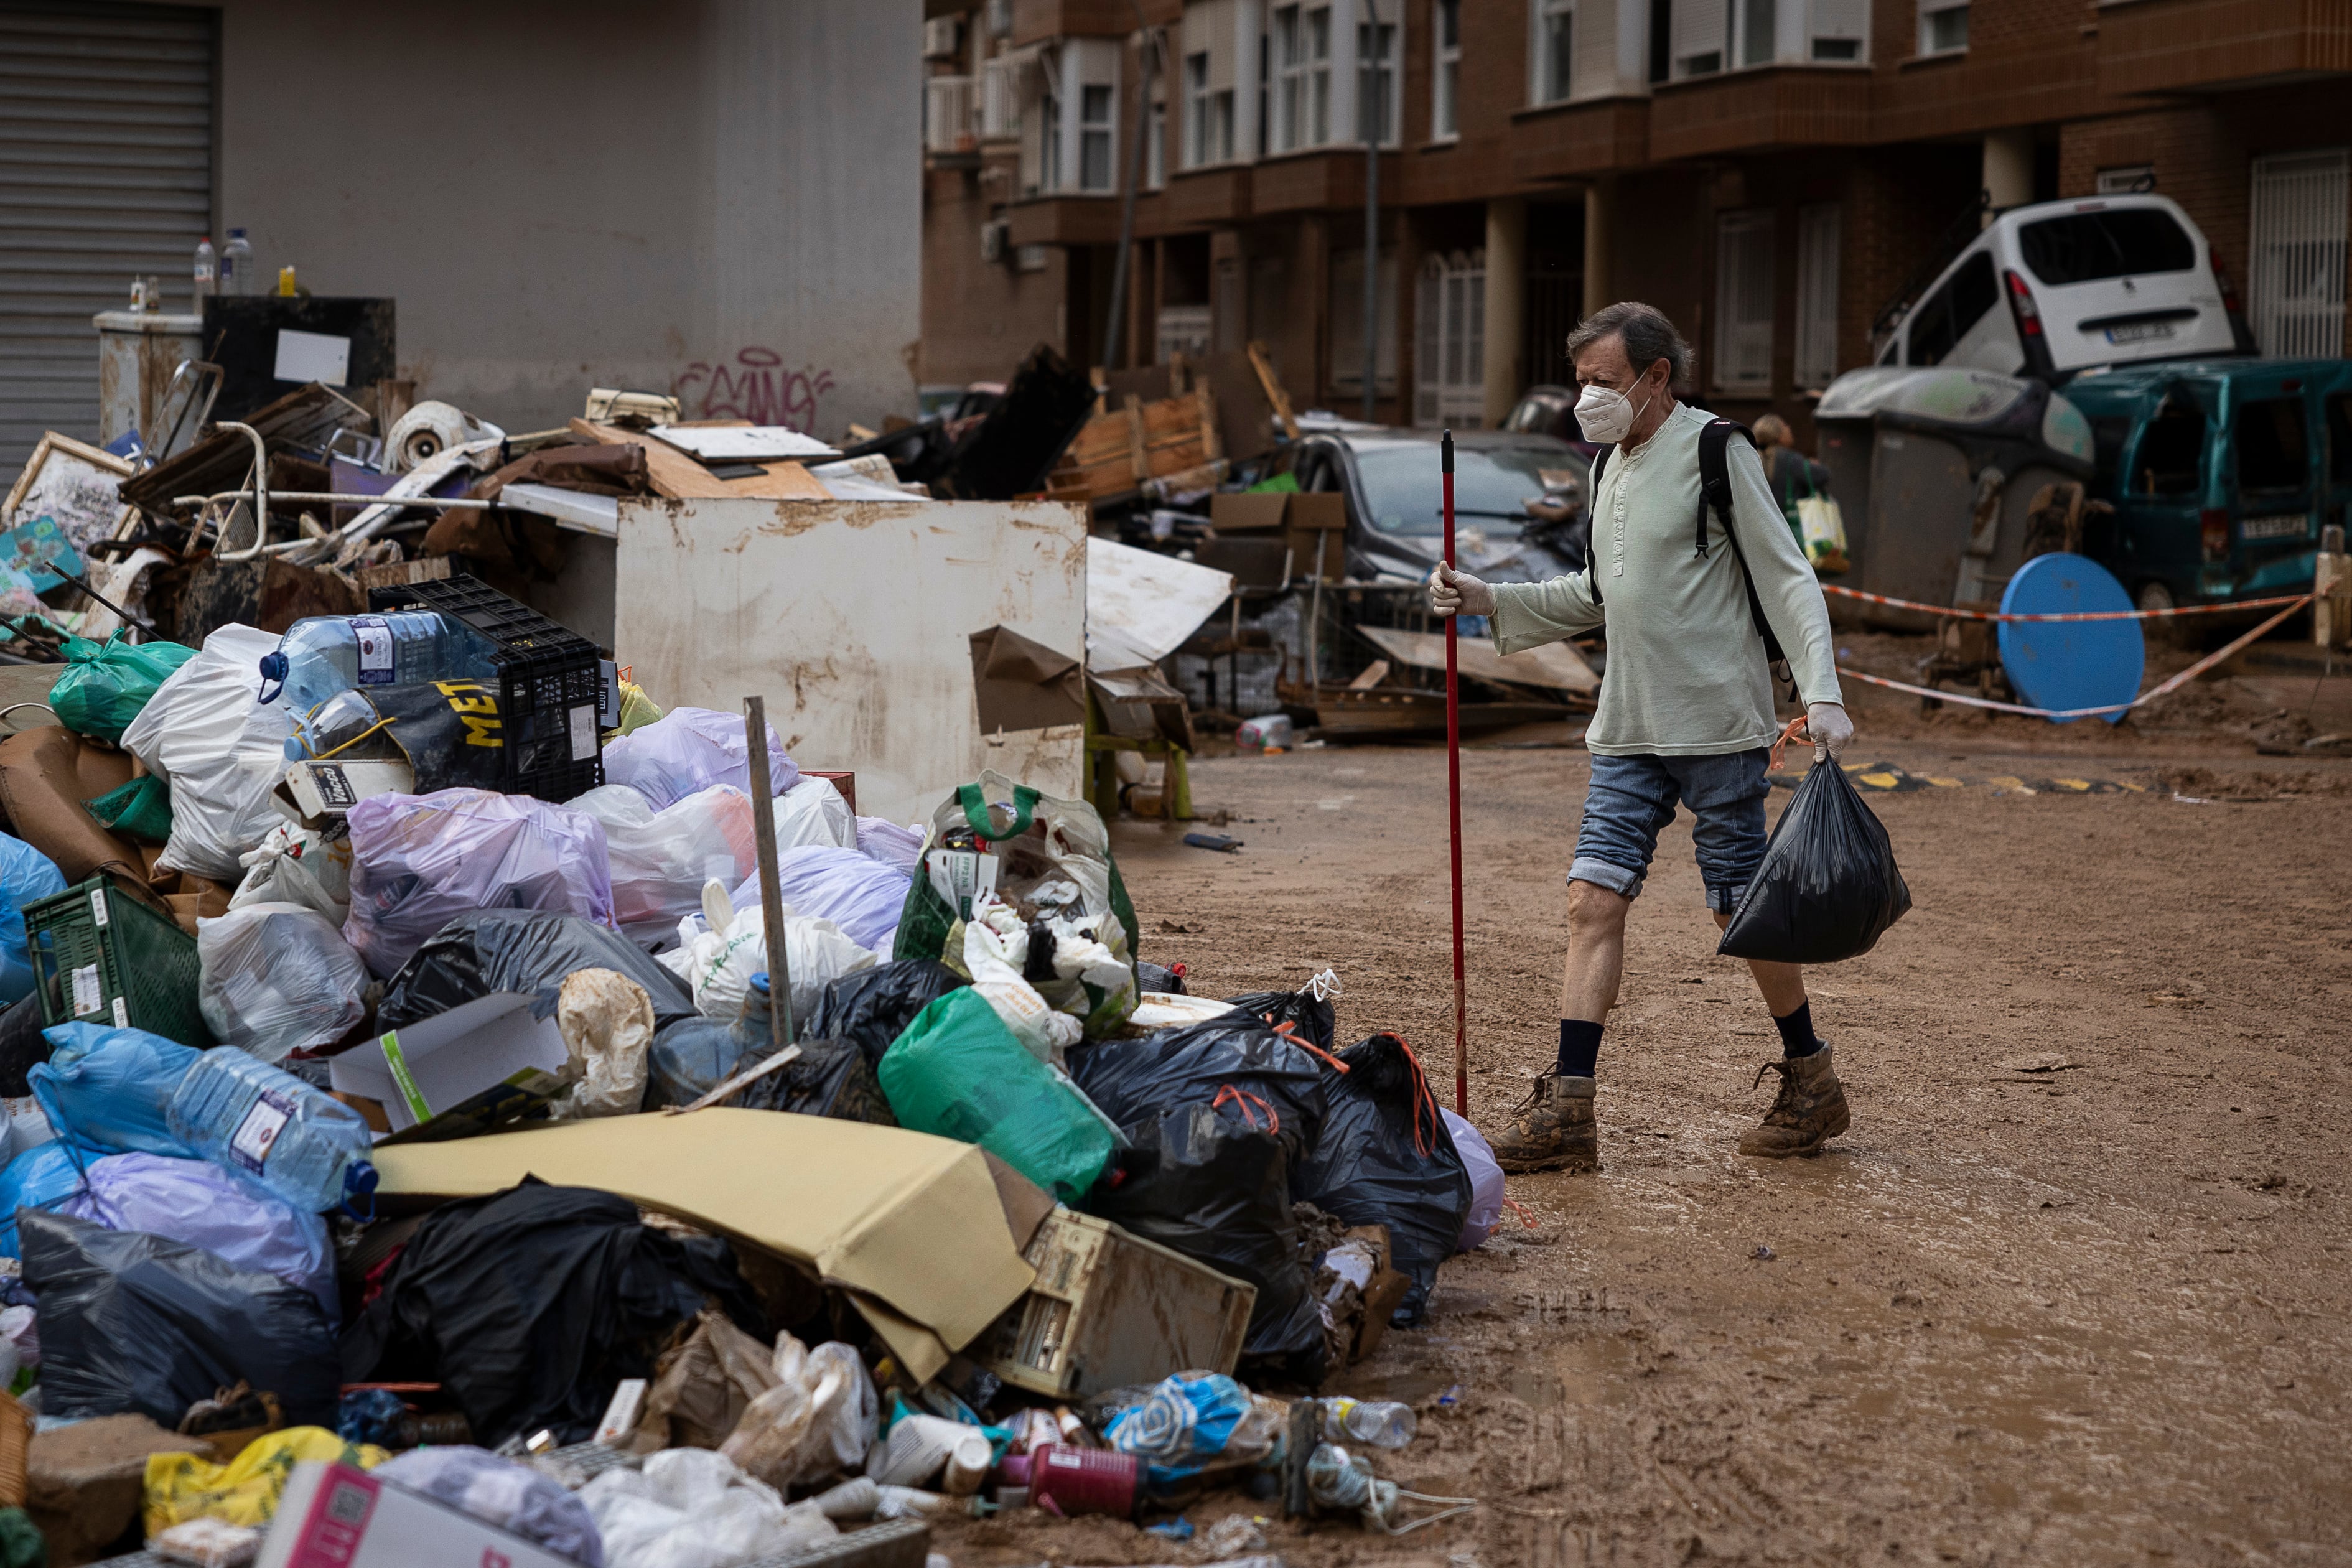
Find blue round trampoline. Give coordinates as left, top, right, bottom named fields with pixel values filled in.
left=1997, top=553, right=2143, bottom=725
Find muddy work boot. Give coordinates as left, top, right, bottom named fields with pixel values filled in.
left=1739, top=1046, right=1850, bottom=1157
left=1490, top=1073, right=1600, bottom=1174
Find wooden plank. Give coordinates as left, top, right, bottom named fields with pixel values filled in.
left=571, top=419, right=829, bottom=500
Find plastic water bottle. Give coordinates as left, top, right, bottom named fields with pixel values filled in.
left=645, top=973, right=773, bottom=1106
left=1317, top=1397, right=1417, bottom=1449
left=192, top=236, right=216, bottom=307
left=259, top=610, right=498, bottom=715
left=165, top=1048, right=377, bottom=1215
left=220, top=228, right=254, bottom=296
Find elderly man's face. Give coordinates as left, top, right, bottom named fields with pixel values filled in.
left=1572, top=332, right=1666, bottom=399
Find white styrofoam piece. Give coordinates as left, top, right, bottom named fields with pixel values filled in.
left=1086, top=536, right=1234, bottom=668
left=500, top=481, right=621, bottom=536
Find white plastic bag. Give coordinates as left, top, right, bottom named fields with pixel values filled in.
left=548, top=968, right=654, bottom=1119
left=601, top=707, right=798, bottom=811
left=580, top=1447, right=834, bottom=1568
left=120, top=623, right=295, bottom=882
left=658, top=883, right=876, bottom=1028
left=773, top=777, right=855, bottom=852
left=963, top=895, right=1080, bottom=1066
left=230, top=823, right=352, bottom=924
left=196, top=902, right=368, bottom=1062
left=572, top=783, right=757, bottom=943
left=719, top=1336, right=877, bottom=1490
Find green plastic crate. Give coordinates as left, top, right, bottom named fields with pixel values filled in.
left=25, top=875, right=213, bottom=1047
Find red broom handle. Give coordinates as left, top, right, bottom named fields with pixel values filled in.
left=1442, top=431, right=1465, bottom=1116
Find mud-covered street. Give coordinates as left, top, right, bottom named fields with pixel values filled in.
left=945, top=711, right=2351, bottom=1566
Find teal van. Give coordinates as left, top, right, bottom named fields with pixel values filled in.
left=2066, top=358, right=2352, bottom=612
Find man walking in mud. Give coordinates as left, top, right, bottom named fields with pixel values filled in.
left=1428, top=302, right=1854, bottom=1172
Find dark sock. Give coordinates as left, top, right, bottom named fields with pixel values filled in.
left=1558, top=1019, right=1603, bottom=1079
left=1774, top=1001, right=1824, bottom=1058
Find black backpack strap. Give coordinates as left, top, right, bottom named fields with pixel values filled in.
left=1584, top=446, right=1609, bottom=606
left=1697, top=419, right=1787, bottom=668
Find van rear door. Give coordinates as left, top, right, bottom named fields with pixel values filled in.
left=2015, top=202, right=2238, bottom=374
left=2226, top=388, right=2318, bottom=596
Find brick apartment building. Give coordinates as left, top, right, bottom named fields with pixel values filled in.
left=917, top=0, right=2349, bottom=442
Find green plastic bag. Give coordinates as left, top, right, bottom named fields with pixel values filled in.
left=49, top=633, right=196, bottom=742
left=84, top=774, right=173, bottom=844
left=877, top=987, right=1114, bottom=1200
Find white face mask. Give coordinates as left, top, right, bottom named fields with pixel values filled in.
left=1574, top=373, right=1657, bottom=445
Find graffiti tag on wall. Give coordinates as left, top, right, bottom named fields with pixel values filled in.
left=674, top=348, right=836, bottom=432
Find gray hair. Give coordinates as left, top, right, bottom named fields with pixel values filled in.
left=1566, top=301, right=1692, bottom=389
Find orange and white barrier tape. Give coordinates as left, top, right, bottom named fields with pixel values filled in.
left=1840, top=595, right=2311, bottom=719
left=1819, top=584, right=2308, bottom=623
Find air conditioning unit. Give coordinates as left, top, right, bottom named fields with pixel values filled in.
left=923, top=16, right=961, bottom=59
left=981, top=219, right=1010, bottom=264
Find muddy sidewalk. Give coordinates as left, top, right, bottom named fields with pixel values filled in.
left=1065, top=741, right=2351, bottom=1566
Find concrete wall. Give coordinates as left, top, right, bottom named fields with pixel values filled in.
left=208, top=0, right=919, bottom=436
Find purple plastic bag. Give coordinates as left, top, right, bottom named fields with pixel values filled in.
left=344, top=789, right=613, bottom=978
left=60, top=1150, right=338, bottom=1319
left=1442, top=1108, right=1506, bottom=1251
left=600, top=707, right=799, bottom=811
left=730, top=844, right=910, bottom=955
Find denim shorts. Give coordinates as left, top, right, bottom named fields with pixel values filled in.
left=1570, top=749, right=1770, bottom=913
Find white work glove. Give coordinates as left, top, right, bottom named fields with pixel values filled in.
left=1427, top=561, right=1495, bottom=618
left=1803, top=701, right=1852, bottom=765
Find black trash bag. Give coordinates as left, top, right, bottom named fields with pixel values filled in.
left=805, top=960, right=967, bottom=1067
left=1068, top=1017, right=1332, bottom=1375
left=0, top=992, right=49, bottom=1098
left=379, top=910, right=698, bottom=1034
left=341, top=1178, right=764, bottom=1448
left=1292, top=1033, right=1472, bottom=1328
left=1136, top=961, right=1187, bottom=996
left=1717, top=762, right=1912, bottom=965
left=725, top=1037, right=897, bottom=1125
left=1222, top=981, right=1336, bottom=1052
left=22, top=1210, right=341, bottom=1429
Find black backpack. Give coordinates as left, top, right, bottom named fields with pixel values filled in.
left=1586, top=417, right=1791, bottom=678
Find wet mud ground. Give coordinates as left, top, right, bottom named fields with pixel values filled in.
left=938, top=692, right=2351, bottom=1566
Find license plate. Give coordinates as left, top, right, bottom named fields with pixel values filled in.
left=2240, top=513, right=2309, bottom=541
left=2105, top=320, right=2177, bottom=345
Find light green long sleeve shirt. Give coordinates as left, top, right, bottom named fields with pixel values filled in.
left=1490, top=402, right=1841, bottom=757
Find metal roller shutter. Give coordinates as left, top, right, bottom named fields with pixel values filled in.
left=0, top=1, right=215, bottom=470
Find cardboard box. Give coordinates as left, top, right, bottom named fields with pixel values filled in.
left=328, top=991, right=570, bottom=1144
left=370, top=1109, right=1039, bottom=1383
left=1286, top=490, right=1346, bottom=582
left=257, top=1460, right=578, bottom=1568
left=1210, top=492, right=1290, bottom=533
left=976, top=1208, right=1255, bottom=1398
left=271, top=758, right=414, bottom=831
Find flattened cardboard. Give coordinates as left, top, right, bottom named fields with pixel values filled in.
left=369, top=1109, right=1037, bottom=1378
left=969, top=624, right=1086, bottom=734
left=327, top=991, right=570, bottom=1143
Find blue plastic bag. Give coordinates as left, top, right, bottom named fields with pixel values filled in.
left=29, top=1024, right=201, bottom=1159
left=60, top=1151, right=338, bottom=1321
left=730, top=844, right=910, bottom=954
left=1104, top=1373, right=1255, bottom=1485
left=0, top=1141, right=88, bottom=1256
left=0, top=834, right=65, bottom=1006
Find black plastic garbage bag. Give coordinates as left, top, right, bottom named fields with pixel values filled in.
left=22, top=1209, right=340, bottom=1428
left=805, top=960, right=967, bottom=1066
left=341, top=1178, right=763, bottom=1448
left=0, top=992, right=48, bottom=1098
left=1069, top=1017, right=1331, bottom=1374
left=1223, top=983, right=1336, bottom=1052
left=1292, top=1033, right=1472, bottom=1327
left=379, top=910, right=698, bottom=1034
left=1717, top=762, right=1912, bottom=965
left=725, top=1037, right=896, bottom=1125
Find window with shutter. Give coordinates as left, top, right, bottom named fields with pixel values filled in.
left=1416, top=251, right=1487, bottom=427
left=2249, top=148, right=2350, bottom=360
left=1795, top=203, right=1841, bottom=390
left=1434, top=0, right=1461, bottom=138
left=1671, top=0, right=1728, bottom=76
left=1807, top=0, right=1867, bottom=60
left=1714, top=210, right=1776, bottom=393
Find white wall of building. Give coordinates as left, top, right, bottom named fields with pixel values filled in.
left=210, top=0, right=920, bottom=436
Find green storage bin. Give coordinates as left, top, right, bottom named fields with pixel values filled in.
left=24, top=875, right=213, bottom=1048
left=877, top=988, right=1113, bottom=1201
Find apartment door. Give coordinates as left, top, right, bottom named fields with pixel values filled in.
left=1414, top=250, right=1484, bottom=427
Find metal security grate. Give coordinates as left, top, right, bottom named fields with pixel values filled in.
left=2248, top=147, right=2349, bottom=360
left=0, top=1, right=215, bottom=470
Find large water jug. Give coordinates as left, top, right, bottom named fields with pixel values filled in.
left=257, top=611, right=498, bottom=719
left=165, top=1047, right=378, bottom=1214
left=645, top=973, right=774, bottom=1107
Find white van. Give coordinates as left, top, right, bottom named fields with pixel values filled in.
left=1875, top=194, right=2252, bottom=383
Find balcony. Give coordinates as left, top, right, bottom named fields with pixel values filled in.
left=1008, top=0, right=1170, bottom=46
left=2097, top=0, right=2352, bottom=95
left=1161, top=165, right=1253, bottom=230
left=1510, top=96, right=1650, bottom=182
left=1251, top=149, right=1403, bottom=215
left=1006, top=193, right=1124, bottom=248
left=925, top=75, right=980, bottom=165
left=1647, top=66, right=1871, bottom=162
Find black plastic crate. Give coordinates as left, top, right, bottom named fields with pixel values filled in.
left=368, top=574, right=605, bottom=800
